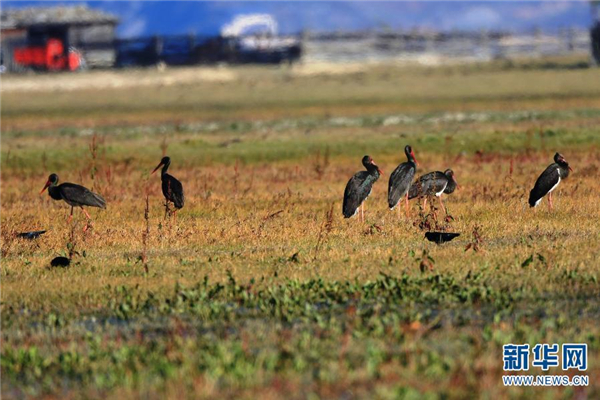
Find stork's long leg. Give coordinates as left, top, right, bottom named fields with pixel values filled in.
left=360, top=203, right=364, bottom=223
left=81, top=207, right=91, bottom=220
left=423, top=197, right=427, bottom=211
left=405, top=194, right=410, bottom=217
left=80, top=207, right=92, bottom=232
left=67, top=206, right=74, bottom=224
left=548, top=192, right=554, bottom=210
left=164, top=200, right=170, bottom=219
left=438, top=196, right=447, bottom=215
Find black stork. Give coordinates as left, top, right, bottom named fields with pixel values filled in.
left=529, top=152, right=572, bottom=210
left=343, top=155, right=383, bottom=222
left=40, top=173, right=106, bottom=222
left=152, top=156, right=184, bottom=214
left=408, top=169, right=458, bottom=215
left=388, top=145, right=418, bottom=217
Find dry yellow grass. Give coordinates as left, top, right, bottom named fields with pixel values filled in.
left=2, top=144, right=599, bottom=302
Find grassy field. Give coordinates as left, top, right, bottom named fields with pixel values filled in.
left=2, top=60, right=600, bottom=399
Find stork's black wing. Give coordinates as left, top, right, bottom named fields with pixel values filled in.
left=388, top=162, right=416, bottom=209
left=59, top=183, right=106, bottom=208
left=343, top=171, right=377, bottom=218
left=162, top=174, right=185, bottom=209
left=408, top=171, right=447, bottom=199
left=529, top=163, right=560, bottom=207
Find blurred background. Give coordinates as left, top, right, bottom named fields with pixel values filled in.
left=1, top=1, right=599, bottom=72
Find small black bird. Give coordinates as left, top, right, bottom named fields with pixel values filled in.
left=408, top=169, right=458, bottom=215
left=343, top=155, right=383, bottom=222
left=50, top=256, right=70, bottom=268
left=17, top=230, right=47, bottom=240
left=152, top=156, right=184, bottom=212
left=388, top=145, right=418, bottom=217
left=425, top=231, right=460, bottom=244
left=529, top=152, right=572, bottom=210
left=41, top=174, right=106, bottom=222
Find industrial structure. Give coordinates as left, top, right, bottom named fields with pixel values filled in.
left=0, top=7, right=301, bottom=72
left=115, top=14, right=301, bottom=67
left=1, top=6, right=119, bottom=71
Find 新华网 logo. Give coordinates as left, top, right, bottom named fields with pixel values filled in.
left=503, top=343, right=587, bottom=371
left=501, top=343, right=588, bottom=387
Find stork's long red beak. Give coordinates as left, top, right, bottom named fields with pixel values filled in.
left=372, top=162, right=383, bottom=175
left=568, top=166, right=573, bottom=172
left=453, top=176, right=460, bottom=189
left=151, top=163, right=163, bottom=174
left=40, top=181, right=50, bottom=194
left=411, top=151, right=419, bottom=166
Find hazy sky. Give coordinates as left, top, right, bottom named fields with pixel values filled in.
left=4, top=1, right=596, bottom=37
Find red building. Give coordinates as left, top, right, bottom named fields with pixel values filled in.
left=1, top=5, right=119, bottom=72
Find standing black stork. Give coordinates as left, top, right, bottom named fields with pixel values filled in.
left=529, top=152, right=572, bottom=210
left=343, top=155, right=383, bottom=222
left=388, top=145, right=418, bottom=217
left=408, top=169, right=458, bottom=215
left=40, top=173, right=106, bottom=223
left=152, top=156, right=184, bottom=215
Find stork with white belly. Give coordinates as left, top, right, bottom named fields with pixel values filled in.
left=529, top=152, right=572, bottom=210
